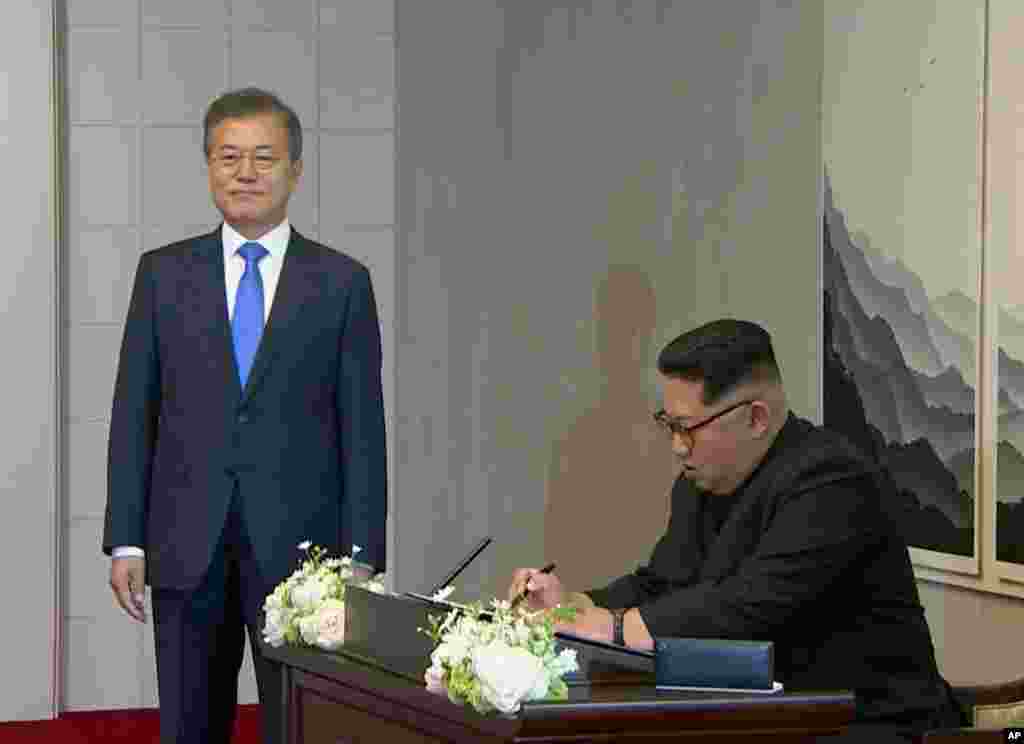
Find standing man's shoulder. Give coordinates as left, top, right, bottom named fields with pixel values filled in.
left=138, top=229, right=220, bottom=269
left=289, top=230, right=371, bottom=279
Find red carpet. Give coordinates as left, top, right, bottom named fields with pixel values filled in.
left=0, top=704, right=261, bottom=743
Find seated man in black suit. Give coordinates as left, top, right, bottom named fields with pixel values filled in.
left=509, top=318, right=964, bottom=739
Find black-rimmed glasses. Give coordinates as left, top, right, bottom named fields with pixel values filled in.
left=652, top=399, right=754, bottom=451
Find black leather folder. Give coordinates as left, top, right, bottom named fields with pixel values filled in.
left=654, top=637, right=776, bottom=691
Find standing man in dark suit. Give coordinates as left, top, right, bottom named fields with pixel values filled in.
left=103, top=87, right=387, bottom=744
left=509, top=319, right=963, bottom=740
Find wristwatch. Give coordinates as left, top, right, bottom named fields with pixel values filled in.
left=611, top=607, right=627, bottom=646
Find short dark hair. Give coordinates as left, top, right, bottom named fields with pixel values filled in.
left=203, top=87, right=303, bottom=162
left=657, top=319, right=781, bottom=405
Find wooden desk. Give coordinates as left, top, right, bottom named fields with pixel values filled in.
left=263, top=640, right=855, bottom=743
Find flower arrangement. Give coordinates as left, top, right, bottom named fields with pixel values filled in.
left=262, top=541, right=387, bottom=651
left=419, top=595, right=580, bottom=715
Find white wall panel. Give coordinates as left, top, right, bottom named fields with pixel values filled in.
left=66, top=420, right=110, bottom=520
left=68, top=30, right=139, bottom=123
left=69, top=127, right=138, bottom=226
left=233, top=0, right=315, bottom=31
left=69, top=228, right=141, bottom=324
left=64, top=616, right=145, bottom=711
left=320, top=34, right=394, bottom=129
left=142, top=0, right=228, bottom=28
left=66, top=519, right=112, bottom=620
left=230, top=31, right=317, bottom=125
left=141, top=127, right=219, bottom=227
left=320, top=132, right=394, bottom=226
left=67, top=0, right=138, bottom=28
left=289, top=131, right=319, bottom=233
left=66, top=326, right=123, bottom=424
left=320, top=0, right=393, bottom=33
left=142, top=29, right=228, bottom=123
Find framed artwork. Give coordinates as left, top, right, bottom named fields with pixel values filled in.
left=989, top=2, right=1024, bottom=583
left=822, top=1, right=988, bottom=575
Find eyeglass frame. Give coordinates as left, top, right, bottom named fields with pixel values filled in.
left=207, top=147, right=286, bottom=174
left=652, top=399, right=755, bottom=449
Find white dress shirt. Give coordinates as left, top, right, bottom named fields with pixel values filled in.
left=112, top=220, right=292, bottom=561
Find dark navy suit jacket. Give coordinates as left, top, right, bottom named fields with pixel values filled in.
left=103, top=227, right=387, bottom=590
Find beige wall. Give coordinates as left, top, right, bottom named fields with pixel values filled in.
left=920, top=581, right=1024, bottom=686
left=394, top=0, right=823, bottom=601
left=61, top=0, right=395, bottom=712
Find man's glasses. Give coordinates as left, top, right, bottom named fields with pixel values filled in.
left=208, top=150, right=283, bottom=174
left=652, top=399, right=754, bottom=451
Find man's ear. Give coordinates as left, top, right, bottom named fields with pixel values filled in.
left=748, top=400, right=772, bottom=437
left=289, top=158, right=304, bottom=189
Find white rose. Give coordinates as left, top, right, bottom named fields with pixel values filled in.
left=513, top=622, right=531, bottom=646
left=298, top=614, right=320, bottom=645
left=552, top=647, right=579, bottom=676
left=292, top=576, right=329, bottom=612
left=472, top=640, right=545, bottom=714
left=314, top=600, right=347, bottom=650
left=262, top=608, right=286, bottom=647
left=432, top=635, right=472, bottom=667
left=262, top=588, right=283, bottom=613
left=527, top=672, right=550, bottom=701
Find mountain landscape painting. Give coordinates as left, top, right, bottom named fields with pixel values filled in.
left=996, top=309, right=1024, bottom=565
left=823, top=175, right=975, bottom=558
left=823, top=1, right=991, bottom=570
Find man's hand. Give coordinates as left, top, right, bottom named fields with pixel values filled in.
left=110, top=557, right=147, bottom=623
left=554, top=606, right=614, bottom=643
left=507, top=567, right=566, bottom=610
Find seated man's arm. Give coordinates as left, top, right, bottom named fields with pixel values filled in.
left=636, top=475, right=884, bottom=640
left=583, top=566, right=674, bottom=611
left=557, top=474, right=888, bottom=651
left=556, top=501, right=697, bottom=649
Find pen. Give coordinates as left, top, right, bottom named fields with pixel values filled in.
left=511, top=562, right=556, bottom=609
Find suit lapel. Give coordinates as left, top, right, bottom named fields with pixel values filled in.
left=190, top=229, right=243, bottom=400
left=241, top=229, right=316, bottom=401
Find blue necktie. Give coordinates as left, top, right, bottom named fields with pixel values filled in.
left=232, top=241, right=269, bottom=387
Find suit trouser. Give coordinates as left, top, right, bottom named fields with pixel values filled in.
left=152, top=484, right=282, bottom=744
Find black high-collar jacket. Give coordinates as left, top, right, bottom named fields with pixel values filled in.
left=587, top=414, right=962, bottom=729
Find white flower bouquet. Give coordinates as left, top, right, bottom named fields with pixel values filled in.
left=262, top=541, right=387, bottom=651
left=419, top=596, right=579, bottom=715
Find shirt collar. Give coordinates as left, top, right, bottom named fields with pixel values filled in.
left=221, top=219, right=291, bottom=262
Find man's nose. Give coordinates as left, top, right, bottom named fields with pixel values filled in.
left=671, top=435, right=691, bottom=459
left=236, top=155, right=259, bottom=179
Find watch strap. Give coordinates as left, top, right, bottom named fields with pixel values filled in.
left=612, top=607, right=626, bottom=646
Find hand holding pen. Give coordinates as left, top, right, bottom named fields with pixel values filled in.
left=508, top=562, right=560, bottom=610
